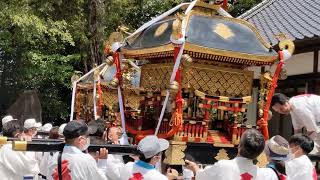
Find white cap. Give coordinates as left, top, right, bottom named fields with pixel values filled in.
left=41, top=123, right=53, bottom=132
left=2, top=115, right=17, bottom=125
left=24, top=118, right=42, bottom=129
left=137, top=135, right=169, bottom=158
left=265, top=135, right=289, bottom=161
left=58, top=123, right=67, bottom=136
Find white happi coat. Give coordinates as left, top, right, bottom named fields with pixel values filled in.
left=47, top=145, right=108, bottom=180
left=289, top=94, right=320, bottom=154
left=106, top=154, right=125, bottom=180
left=286, top=155, right=317, bottom=180
left=120, top=160, right=168, bottom=180
left=195, top=157, right=278, bottom=180
left=0, top=144, right=40, bottom=180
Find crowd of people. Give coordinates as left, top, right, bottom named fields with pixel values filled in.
left=0, top=93, right=319, bottom=180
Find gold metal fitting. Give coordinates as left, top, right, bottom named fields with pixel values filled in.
left=0, top=137, right=7, bottom=145
left=168, top=81, right=179, bottom=93
left=109, top=78, right=119, bottom=88
left=279, top=69, right=287, bottom=80
left=105, top=56, right=114, bottom=66
left=263, top=71, right=273, bottom=81
left=182, top=54, right=193, bottom=66
left=12, top=141, right=27, bottom=151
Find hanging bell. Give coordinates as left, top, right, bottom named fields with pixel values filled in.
left=109, top=78, right=119, bottom=88
left=105, top=56, right=114, bottom=66
left=168, top=81, right=179, bottom=93
left=182, top=54, right=193, bottom=66
left=279, top=68, right=287, bottom=80
left=258, top=109, right=263, bottom=118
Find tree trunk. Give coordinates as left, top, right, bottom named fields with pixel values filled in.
left=87, top=0, right=105, bottom=68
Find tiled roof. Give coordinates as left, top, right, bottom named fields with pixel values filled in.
left=239, top=0, right=320, bottom=45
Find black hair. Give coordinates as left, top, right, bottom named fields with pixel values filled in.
left=3, top=120, right=22, bottom=137
left=138, top=151, right=152, bottom=163
left=271, top=93, right=289, bottom=107
left=289, top=134, right=314, bottom=154
left=49, top=126, right=60, bottom=139
left=90, top=136, right=106, bottom=145
left=88, top=118, right=106, bottom=137
left=63, top=120, right=88, bottom=140
left=239, top=129, right=265, bottom=160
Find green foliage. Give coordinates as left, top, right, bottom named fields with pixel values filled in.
left=0, top=0, right=80, bottom=123
left=230, top=0, right=262, bottom=17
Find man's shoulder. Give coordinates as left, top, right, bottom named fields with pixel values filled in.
left=258, top=168, right=278, bottom=179
left=215, top=159, right=236, bottom=167
left=144, top=169, right=168, bottom=180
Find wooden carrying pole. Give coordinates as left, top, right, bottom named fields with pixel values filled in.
left=12, top=140, right=138, bottom=155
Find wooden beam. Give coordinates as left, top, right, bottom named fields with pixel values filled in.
left=313, top=50, right=319, bottom=73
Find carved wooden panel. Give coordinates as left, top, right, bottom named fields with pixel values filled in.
left=140, top=63, right=253, bottom=97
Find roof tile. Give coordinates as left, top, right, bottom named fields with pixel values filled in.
left=239, top=0, right=320, bottom=44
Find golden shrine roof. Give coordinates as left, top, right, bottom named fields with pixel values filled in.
left=121, top=3, right=278, bottom=66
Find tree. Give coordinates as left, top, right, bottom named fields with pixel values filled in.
left=0, top=0, right=79, bottom=123
left=229, top=0, right=262, bottom=17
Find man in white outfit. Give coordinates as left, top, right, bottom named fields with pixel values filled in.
left=48, top=120, right=108, bottom=180
left=185, top=129, right=278, bottom=180
left=0, top=120, right=40, bottom=180
left=104, top=126, right=125, bottom=180
left=120, top=135, right=170, bottom=180
left=271, top=93, right=320, bottom=154
left=285, top=134, right=317, bottom=180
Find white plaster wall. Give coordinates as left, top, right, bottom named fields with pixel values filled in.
left=248, top=52, right=314, bottom=79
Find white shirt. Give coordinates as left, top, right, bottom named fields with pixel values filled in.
left=289, top=94, right=320, bottom=133
left=48, top=145, right=108, bottom=180
left=0, top=144, right=40, bottom=180
left=195, top=157, right=278, bottom=180
left=39, top=152, right=55, bottom=179
left=120, top=160, right=168, bottom=180
left=285, top=155, right=317, bottom=180
left=106, top=154, right=124, bottom=180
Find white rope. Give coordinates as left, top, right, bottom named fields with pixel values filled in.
left=125, top=3, right=190, bottom=40
left=69, top=82, right=77, bottom=121
left=154, top=0, right=198, bottom=136
left=217, top=7, right=233, bottom=17
left=93, top=79, right=97, bottom=120
left=69, top=63, right=106, bottom=121
left=115, top=54, right=130, bottom=145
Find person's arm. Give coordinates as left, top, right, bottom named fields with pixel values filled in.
left=96, top=148, right=109, bottom=179
left=0, top=145, right=39, bottom=176
left=185, top=160, right=200, bottom=175
left=105, top=155, right=124, bottom=179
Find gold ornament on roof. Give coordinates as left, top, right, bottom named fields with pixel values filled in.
left=213, top=23, right=234, bottom=39
left=155, top=22, right=169, bottom=37
left=275, top=33, right=295, bottom=54
left=108, top=32, right=124, bottom=45
left=171, top=14, right=182, bottom=40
